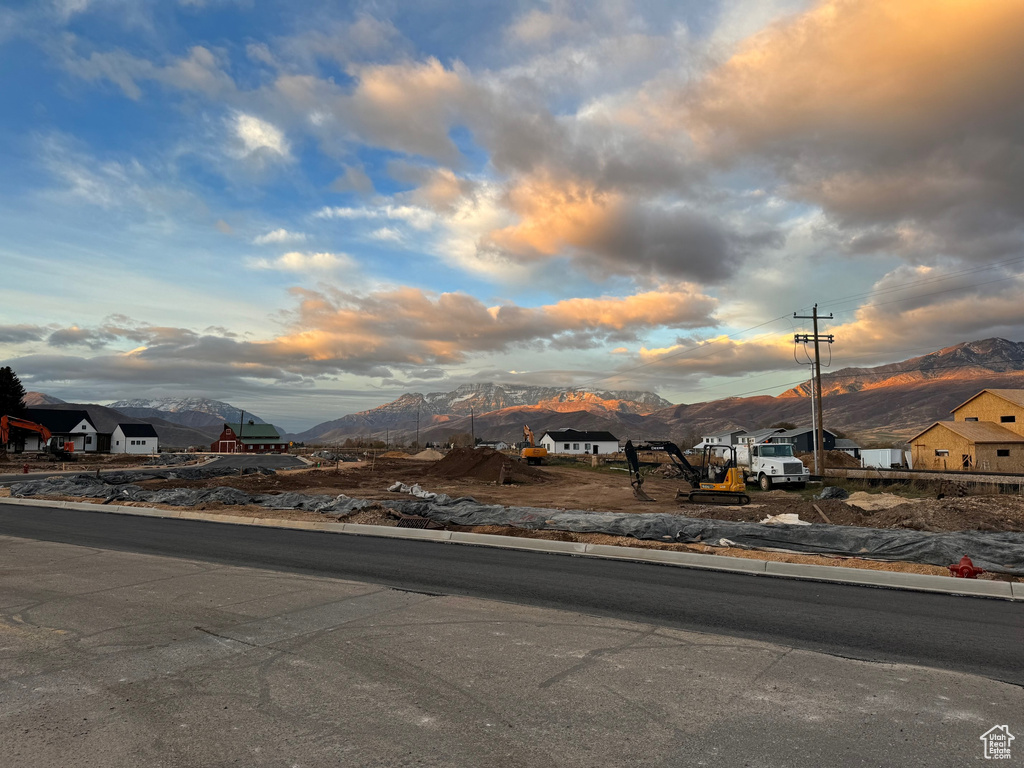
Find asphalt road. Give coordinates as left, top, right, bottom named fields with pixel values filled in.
left=5, top=535, right=1020, bottom=767
left=1, top=502, right=1021, bottom=686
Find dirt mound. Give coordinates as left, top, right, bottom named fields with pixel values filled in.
left=379, top=451, right=411, bottom=458
left=409, top=448, right=445, bottom=461
left=428, top=446, right=548, bottom=484
left=797, top=450, right=861, bottom=468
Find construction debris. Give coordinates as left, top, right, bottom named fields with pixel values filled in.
left=10, top=474, right=1024, bottom=574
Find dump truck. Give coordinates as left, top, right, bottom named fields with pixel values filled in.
left=735, top=442, right=808, bottom=490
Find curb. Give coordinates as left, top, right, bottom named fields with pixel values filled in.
left=0, top=497, right=1019, bottom=601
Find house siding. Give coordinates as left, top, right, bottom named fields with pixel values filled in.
left=910, top=424, right=976, bottom=471
left=953, top=391, right=1024, bottom=437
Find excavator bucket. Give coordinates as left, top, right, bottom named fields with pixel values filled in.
left=631, top=474, right=656, bottom=502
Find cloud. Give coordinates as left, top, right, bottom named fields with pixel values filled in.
left=329, top=166, right=375, bottom=195
left=230, top=112, right=291, bottom=161
left=68, top=45, right=235, bottom=100
left=315, top=204, right=436, bottom=231
left=0, top=324, right=48, bottom=344
left=252, top=228, right=307, bottom=245
left=247, top=251, right=353, bottom=273
left=685, top=0, right=1024, bottom=260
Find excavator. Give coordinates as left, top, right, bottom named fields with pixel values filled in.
left=624, top=439, right=750, bottom=506
left=520, top=425, right=548, bottom=465
left=0, top=415, right=76, bottom=461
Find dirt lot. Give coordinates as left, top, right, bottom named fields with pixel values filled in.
left=143, top=453, right=1024, bottom=534
left=7, top=449, right=1024, bottom=581
left=0, top=453, right=182, bottom=472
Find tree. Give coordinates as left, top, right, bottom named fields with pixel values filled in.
left=0, top=367, right=27, bottom=418
left=770, top=421, right=797, bottom=430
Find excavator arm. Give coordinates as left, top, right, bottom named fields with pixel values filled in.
left=1, top=415, right=53, bottom=457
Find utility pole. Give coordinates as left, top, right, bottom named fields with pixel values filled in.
left=415, top=402, right=420, bottom=449
left=794, top=304, right=834, bottom=476
left=470, top=406, right=475, bottom=446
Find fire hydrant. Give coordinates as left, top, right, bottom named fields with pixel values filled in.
left=948, top=555, right=984, bottom=578
left=22, top=464, right=29, bottom=474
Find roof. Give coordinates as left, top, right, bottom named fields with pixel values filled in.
left=951, top=389, right=1024, bottom=413
left=225, top=422, right=280, bottom=439
left=908, top=420, right=1024, bottom=444
left=26, top=408, right=95, bottom=433
left=741, top=427, right=786, bottom=442
left=239, top=437, right=287, bottom=445
left=541, top=429, right=619, bottom=442
left=116, top=423, right=158, bottom=438
left=702, top=428, right=747, bottom=438
left=774, top=426, right=836, bottom=439
left=834, top=438, right=860, bottom=450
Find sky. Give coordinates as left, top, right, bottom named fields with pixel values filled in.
left=2, top=0, right=1024, bottom=432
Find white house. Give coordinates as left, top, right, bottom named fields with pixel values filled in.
left=693, top=429, right=747, bottom=450
left=111, top=423, right=159, bottom=454
left=22, top=409, right=99, bottom=453
left=539, top=429, right=619, bottom=455
left=478, top=440, right=509, bottom=451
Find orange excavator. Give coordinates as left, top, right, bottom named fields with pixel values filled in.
left=520, top=425, right=548, bottom=465
left=0, top=415, right=76, bottom=460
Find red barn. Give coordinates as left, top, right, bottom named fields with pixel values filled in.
left=211, top=421, right=288, bottom=453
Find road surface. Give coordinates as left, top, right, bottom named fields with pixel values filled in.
left=1, top=501, right=1020, bottom=685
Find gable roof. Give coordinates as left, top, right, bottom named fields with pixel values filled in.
left=116, top=423, right=158, bottom=438
left=224, top=422, right=281, bottom=439
left=834, top=438, right=860, bottom=450
left=541, top=429, right=619, bottom=442
left=909, top=420, right=1024, bottom=444
left=701, top=428, right=747, bottom=439
left=740, top=427, right=786, bottom=443
left=774, top=426, right=836, bottom=439
left=951, top=388, right=1024, bottom=413
left=26, top=408, right=96, bottom=433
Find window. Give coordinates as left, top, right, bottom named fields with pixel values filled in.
left=935, top=449, right=949, bottom=457
left=997, top=449, right=1010, bottom=457
left=141, top=440, right=146, bottom=445
left=965, top=417, right=979, bottom=422
left=564, top=443, right=570, bottom=450
left=85, top=435, right=92, bottom=445
left=130, top=440, right=136, bottom=446
left=1001, top=416, right=1016, bottom=423
left=115, top=440, right=120, bottom=445
left=573, top=443, right=579, bottom=450
left=585, top=443, right=591, bottom=450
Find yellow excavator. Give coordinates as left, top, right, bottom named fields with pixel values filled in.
left=520, top=425, right=548, bottom=465
left=625, top=439, right=750, bottom=506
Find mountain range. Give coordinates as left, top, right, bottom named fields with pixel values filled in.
left=291, top=338, right=1024, bottom=447
left=21, top=338, right=1024, bottom=448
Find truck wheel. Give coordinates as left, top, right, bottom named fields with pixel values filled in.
left=759, top=474, right=772, bottom=492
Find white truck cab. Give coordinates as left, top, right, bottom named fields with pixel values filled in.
left=737, top=442, right=809, bottom=491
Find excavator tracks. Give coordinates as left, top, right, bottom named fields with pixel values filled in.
left=685, top=491, right=751, bottom=506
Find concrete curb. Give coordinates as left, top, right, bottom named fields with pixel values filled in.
left=1, top=496, right=1019, bottom=601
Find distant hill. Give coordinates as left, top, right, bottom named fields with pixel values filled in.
left=27, top=403, right=219, bottom=449
left=107, top=397, right=268, bottom=428
left=24, top=391, right=66, bottom=406
left=290, top=383, right=671, bottom=444
left=293, top=338, right=1024, bottom=448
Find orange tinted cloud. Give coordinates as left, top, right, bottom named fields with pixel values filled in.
left=269, top=284, right=717, bottom=367
left=690, top=0, right=1024, bottom=152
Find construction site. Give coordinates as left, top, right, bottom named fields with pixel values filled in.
left=5, top=445, right=1024, bottom=581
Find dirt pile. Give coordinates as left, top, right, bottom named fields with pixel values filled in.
left=410, top=448, right=445, bottom=461
left=428, top=447, right=548, bottom=484
left=797, top=450, right=861, bottom=468
left=379, top=451, right=411, bottom=459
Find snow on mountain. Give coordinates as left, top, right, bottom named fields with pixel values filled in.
left=107, top=397, right=268, bottom=429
